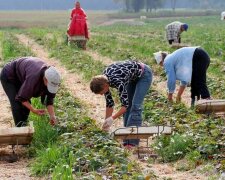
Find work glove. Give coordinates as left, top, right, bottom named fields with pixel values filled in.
left=102, top=116, right=114, bottom=131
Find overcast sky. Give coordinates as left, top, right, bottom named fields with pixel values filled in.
left=0, top=0, right=123, bottom=10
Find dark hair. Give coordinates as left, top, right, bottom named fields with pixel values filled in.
left=90, top=75, right=108, bottom=94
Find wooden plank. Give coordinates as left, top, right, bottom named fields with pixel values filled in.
left=0, top=136, right=33, bottom=145
left=0, top=126, right=34, bottom=136
left=196, top=99, right=225, bottom=113
left=0, top=126, right=34, bottom=145
left=113, top=126, right=172, bottom=140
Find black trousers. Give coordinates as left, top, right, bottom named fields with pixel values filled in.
left=168, top=38, right=181, bottom=44
left=191, top=48, right=210, bottom=100
left=0, top=71, right=30, bottom=127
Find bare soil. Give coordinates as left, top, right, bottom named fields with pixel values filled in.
left=11, top=34, right=207, bottom=179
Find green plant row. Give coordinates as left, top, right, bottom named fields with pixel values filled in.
left=30, top=89, right=143, bottom=179
left=144, top=89, right=224, bottom=164
left=0, top=31, right=34, bottom=63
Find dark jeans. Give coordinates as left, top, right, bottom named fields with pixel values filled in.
left=191, top=48, right=210, bottom=101
left=168, top=38, right=181, bottom=45
left=123, top=65, right=152, bottom=146
left=0, top=70, right=30, bottom=127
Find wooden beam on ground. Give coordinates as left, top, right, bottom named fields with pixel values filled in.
left=112, top=126, right=172, bottom=140
left=196, top=99, right=225, bottom=114
left=0, top=124, right=34, bottom=145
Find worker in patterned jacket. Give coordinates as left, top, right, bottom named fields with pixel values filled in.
left=90, top=60, right=152, bottom=147
left=165, top=21, right=188, bottom=45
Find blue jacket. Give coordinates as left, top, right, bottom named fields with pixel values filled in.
left=163, top=47, right=199, bottom=93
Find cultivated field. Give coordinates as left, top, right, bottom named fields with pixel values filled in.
left=0, top=10, right=224, bottom=180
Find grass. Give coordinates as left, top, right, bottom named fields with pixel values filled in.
left=0, top=31, right=33, bottom=62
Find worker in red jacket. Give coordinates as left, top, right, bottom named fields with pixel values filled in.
left=67, top=1, right=89, bottom=50
left=70, top=1, right=86, bottom=20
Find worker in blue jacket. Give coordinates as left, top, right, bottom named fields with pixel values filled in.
left=154, top=47, right=211, bottom=106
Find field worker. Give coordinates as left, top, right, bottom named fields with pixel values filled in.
left=67, top=1, right=89, bottom=50
left=165, top=21, right=188, bottom=45
left=0, top=57, right=61, bottom=127
left=70, top=1, right=87, bottom=20
left=154, top=47, right=211, bottom=106
left=90, top=60, right=152, bottom=147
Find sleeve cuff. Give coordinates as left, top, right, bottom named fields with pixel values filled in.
left=180, top=81, right=188, bottom=86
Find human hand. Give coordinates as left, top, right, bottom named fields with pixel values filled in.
left=50, top=115, right=57, bottom=126
left=33, top=109, right=46, bottom=116
left=102, top=116, right=114, bottom=131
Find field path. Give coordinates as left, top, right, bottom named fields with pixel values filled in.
left=15, top=34, right=205, bottom=180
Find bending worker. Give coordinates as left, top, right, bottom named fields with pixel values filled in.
left=154, top=47, right=211, bottom=106
left=165, top=21, right=188, bottom=45
left=90, top=60, right=152, bottom=147
left=0, top=57, right=61, bottom=127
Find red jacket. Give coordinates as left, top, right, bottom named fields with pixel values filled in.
left=70, top=8, right=86, bottom=19
left=67, top=8, right=89, bottom=39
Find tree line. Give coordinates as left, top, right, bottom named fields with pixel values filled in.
left=114, top=0, right=225, bottom=12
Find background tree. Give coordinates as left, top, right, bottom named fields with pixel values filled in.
left=131, top=0, right=145, bottom=12
left=125, top=0, right=131, bottom=12
left=171, top=0, right=177, bottom=11
left=113, top=0, right=132, bottom=12
left=145, top=0, right=164, bottom=12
